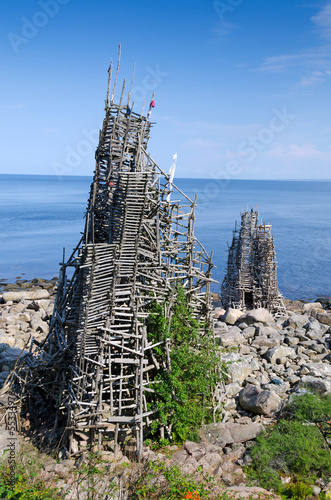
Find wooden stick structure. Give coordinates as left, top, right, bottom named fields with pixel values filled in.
left=13, top=55, right=215, bottom=458
left=221, top=209, right=285, bottom=314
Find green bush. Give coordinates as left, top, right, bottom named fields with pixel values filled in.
left=0, top=462, right=61, bottom=499
left=127, top=459, right=231, bottom=500
left=247, top=392, right=331, bottom=497
left=146, top=287, right=222, bottom=443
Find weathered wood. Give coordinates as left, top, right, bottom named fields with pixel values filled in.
left=14, top=55, right=215, bottom=460
left=221, top=209, right=285, bottom=314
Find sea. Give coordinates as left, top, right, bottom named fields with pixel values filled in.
left=0, top=174, right=330, bottom=302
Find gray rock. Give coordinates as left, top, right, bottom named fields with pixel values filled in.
left=237, top=322, right=248, bottom=330
left=225, top=382, right=242, bottom=397
left=250, top=359, right=260, bottom=371
left=303, top=302, right=323, bottom=314
left=312, top=485, right=321, bottom=496
left=223, top=308, right=245, bottom=325
left=263, top=382, right=290, bottom=395
left=200, top=422, right=263, bottom=446
left=245, top=376, right=260, bottom=386
left=2, top=290, right=50, bottom=303
left=213, top=306, right=226, bottom=319
left=6, top=325, right=20, bottom=336
left=265, top=346, right=296, bottom=365
left=256, top=373, right=270, bottom=385
left=30, top=318, right=49, bottom=334
left=239, top=384, right=282, bottom=416
left=200, top=423, right=234, bottom=447
left=222, top=352, right=241, bottom=363
left=251, top=336, right=281, bottom=349
left=316, top=312, right=331, bottom=326
left=297, top=375, right=331, bottom=394
left=226, top=360, right=253, bottom=384
left=301, top=363, right=331, bottom=378
left=224, top=399, right=237, bottom=411
left=256, top=326, right=280, bottom=336
left=0, top=337, right=16, bottom=348
left=242, top=326, right=256, bottom=338
left=239, top=308, right=273, bottom=325
left=284, top=314, right=310, bottom=329
left=284, top=336, right=299, bottom=346
left=219, top=328, right=245, bottom=347
left=184, top=441, right=206, bottom=461
left=227, top=421, right=263, bottom=443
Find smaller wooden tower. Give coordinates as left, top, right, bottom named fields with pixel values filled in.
left=221, top=209, right=285, bottom=313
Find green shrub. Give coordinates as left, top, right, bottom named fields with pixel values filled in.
left=146, top=288, right=222, bottom=443
left=247, top=392, right=331, bottom=497
left=0, top=462, right=61, bottom=499
left=127, top=459, right=230, bottom=500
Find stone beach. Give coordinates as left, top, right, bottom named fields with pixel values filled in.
left=0, top=278, right=331, bottom=498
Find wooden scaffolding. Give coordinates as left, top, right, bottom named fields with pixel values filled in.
left=221, top=209, right=285, bottom=314
left=16, top=52, right=214, bottom=457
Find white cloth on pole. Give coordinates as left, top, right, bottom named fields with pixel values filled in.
left=166, top=153, right=177, bottom=202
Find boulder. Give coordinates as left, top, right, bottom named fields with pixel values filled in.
left=200, top=422, right=263, bottom=447
left=303, top=302, right=323, bottom=313
left=225, top=486, right=281, bottom=499
left=265, top=346, right=296, bottom=365
left=218, top=327, right=245, bottom=347
left=223, top=308, right=244, bottom=325
left=300, top=363, right=331, bottom=378
left=213, top=307, right=226, bottom=319
left=200, top=423, right=234, bottom=447
left=239, top=308, right=273, bottom=325
left=2, top=290, right=50, bottom=303
left=225, top=422, right=264, bottom=443
left=226, top=360, right=253, bottom=384
left=251, top=336, right=281, bottom=349
left=316, top=297, right=331, bottom=306
left=30, top=318, right=49, bottom=334
left=184, top=441, right=206, bottom=461
left=297, top=375, right=331, bottom=395
left=239, top=385, right=282, bottom=416
left=0, top=337, right=16, bottom=348
left=316, top=312, right=331, bottom=326
left=242, top=326, right=256, bottom=338
left=224, top=382, right=242, bottom=397
left=284, top=314, right=309, bottom=329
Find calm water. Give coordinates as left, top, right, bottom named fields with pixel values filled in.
left=0, top=174, right=330, bottom=301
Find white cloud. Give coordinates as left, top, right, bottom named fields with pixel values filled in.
left=268, top=143, right=331, bottom=159
left=255, top=2, right=331, bottom=89
left=312, top=3, right=331, bottom=39
left=298, top=69, right=331, bottom=87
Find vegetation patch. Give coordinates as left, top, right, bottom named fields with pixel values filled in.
left=246, top=392, right=331, bottom=498
left=127, top=459, right=230, bottom=500
left=146, top=287, right=223, bottom=443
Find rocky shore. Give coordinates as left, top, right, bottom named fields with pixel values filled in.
left=0, top=278, right=330, bottom=498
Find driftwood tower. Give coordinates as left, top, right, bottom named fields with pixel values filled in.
left=17, top=50, right=214, bottom=457
left=221, top=209, right=284, bottom=314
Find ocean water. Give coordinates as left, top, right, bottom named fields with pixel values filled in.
left=0, top=174, right=330, bottom=301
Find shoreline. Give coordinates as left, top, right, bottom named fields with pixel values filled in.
left=1, top=277, right=330, bottom=307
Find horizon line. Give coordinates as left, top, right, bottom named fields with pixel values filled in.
left=0, top=172, right=330, bottom=182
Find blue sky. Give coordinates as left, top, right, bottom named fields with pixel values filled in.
left=1, top=0, right=331, bottom=179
